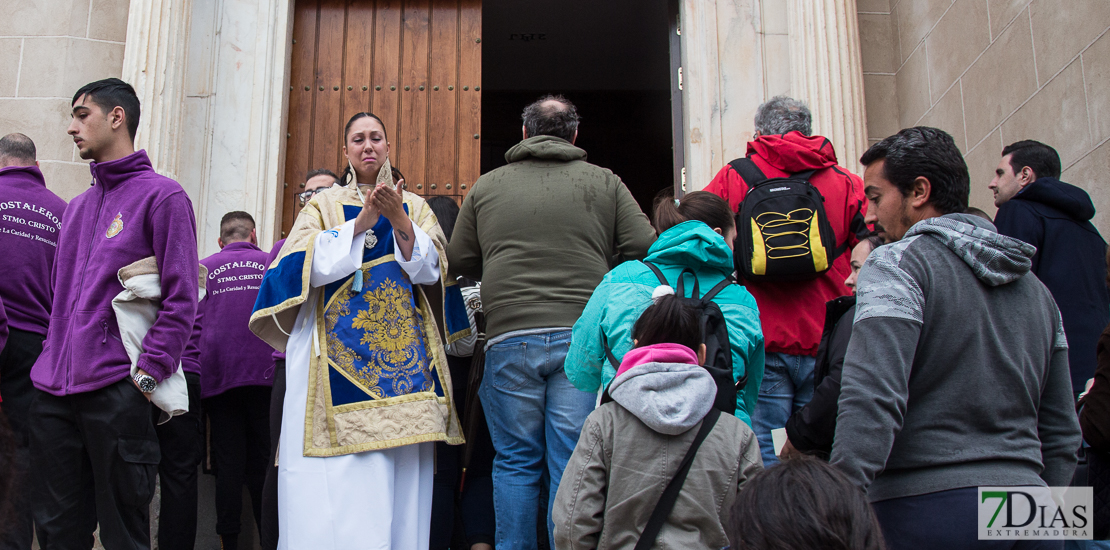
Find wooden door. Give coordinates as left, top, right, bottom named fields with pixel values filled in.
left=282, top=0, right=482, bottom=236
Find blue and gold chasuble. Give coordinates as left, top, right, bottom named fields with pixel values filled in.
left=250, top=187, right=469, bottom=457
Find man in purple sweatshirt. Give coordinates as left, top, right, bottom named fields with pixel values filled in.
left=0, top=132, right=67, bottom=550
left=29, top=78, right=199, bottom=549
left=191, top=211, right=274, bottom=550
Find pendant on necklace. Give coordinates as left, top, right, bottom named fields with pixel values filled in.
left=364, top=231, right=378, bottom=249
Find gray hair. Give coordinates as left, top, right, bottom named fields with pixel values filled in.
left=0, top=133, right=36, bottom=167
left=522, top=95, right=580, bottom=142
left=754, top=96, right=812, bottom=136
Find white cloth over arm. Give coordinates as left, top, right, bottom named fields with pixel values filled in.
left=310, top=219, right=439, bottom=288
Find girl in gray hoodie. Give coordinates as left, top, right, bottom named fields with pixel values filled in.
left=553, top=294, right=763, bottom=549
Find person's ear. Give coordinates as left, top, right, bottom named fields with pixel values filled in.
left=110, top=106, right=125, bottom=131
left=632, top=338, right=638, bottom=348
left=571, top=129, right=578, bottom=144
left=713, top=227, right=723, bottom=235
left=249, top=228, right=258, bottom=245
left=217, top=237, right=225, bottom=249
left=522, top=125, right=528, bottom=140
left=697, top=343, right=707, bottom=364
left=1021, top=166, right=1036, bottom=185
left=910, top=176, right=932, bottom=209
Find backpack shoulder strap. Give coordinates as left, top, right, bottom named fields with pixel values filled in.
left=600, top=332, right=621, bottom=371
left=641, top=260, right=669, bottom=287
left=700, top=276, right=735, bottom=303
left=633, top=408, right=722, bottom=550
left=728, top=157, right=768, bottom=188
left=791, top=168, right=819, bottom=182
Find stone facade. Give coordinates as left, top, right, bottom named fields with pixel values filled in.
left=858, top=0, right=1110, bottom=234
left=0, top=0, right=129, bottom=201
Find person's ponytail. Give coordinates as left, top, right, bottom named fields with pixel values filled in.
left=652, top=191, right=686, bottom=234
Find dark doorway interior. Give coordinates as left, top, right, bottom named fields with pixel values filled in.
left=481, top=0, right=675, bottom=212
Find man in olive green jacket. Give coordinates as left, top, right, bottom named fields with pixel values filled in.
left=447, top=94, right=656, bottom=550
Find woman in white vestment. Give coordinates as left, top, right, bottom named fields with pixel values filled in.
left=250, top=112, right=467, bottom=549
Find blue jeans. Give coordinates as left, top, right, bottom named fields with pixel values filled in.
left=751, top=351, right=816, bottom=466
left=479, top=330, right=596, bottom=550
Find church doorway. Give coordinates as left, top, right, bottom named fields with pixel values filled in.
left=280, top=0, right=679, bottom=234
left=480, top=0, right=679, bottom=212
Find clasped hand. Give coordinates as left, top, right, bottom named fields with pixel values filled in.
left=354, top=183, right=406, bottom=235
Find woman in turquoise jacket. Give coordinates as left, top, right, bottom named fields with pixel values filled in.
left=566, top=191, right=765, bottom=426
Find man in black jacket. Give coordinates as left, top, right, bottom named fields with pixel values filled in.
left=990, top=140, right=1110, bottom=396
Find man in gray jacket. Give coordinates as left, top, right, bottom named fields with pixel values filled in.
left=831, top=127, right=1081, bottom=548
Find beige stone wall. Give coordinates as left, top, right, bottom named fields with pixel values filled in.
left=1, top=0, right=130, bottom=201
left=859, top=0, right=1110, bottom=234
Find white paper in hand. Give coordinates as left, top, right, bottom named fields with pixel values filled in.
left=771, top=427, right=788, bottom=456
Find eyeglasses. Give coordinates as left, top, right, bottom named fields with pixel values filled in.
left=298, top=187, right=326, bottom=205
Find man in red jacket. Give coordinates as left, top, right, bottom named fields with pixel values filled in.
left=704, top=96, right=868, bottom=466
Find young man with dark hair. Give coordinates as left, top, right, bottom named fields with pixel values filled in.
left=185, top=211, right=273, bottom=550
left=832, top=127, right=1081, bottom=548
left=0, top=132, right=66, bottom=550
left=29, top=78, right=199, bottom=548
left=990, top=139, right=1109, bottom=396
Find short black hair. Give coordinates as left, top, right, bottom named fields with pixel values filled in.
left=1002, top=140, right=1061, bottom=180
left=72, top=78, right=141, bottom=140
left=522, top=95, right=580, bottom=142
left=0, top=133, right=36, bottom=165
left=860, top=127, right=969, bottom=215
left=220, top=211, right=255, bottom=242
left=729, top=455, right=885, bottom=550
left=305, top=168, right=339, bottom=183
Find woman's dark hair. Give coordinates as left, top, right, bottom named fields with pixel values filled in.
left=631, top=294, right=701, bottom=352
left=862, top=235, right=884, bottom=253
left=859, top=126, right=969, bottom=215
left=728, top=455, right=886, bottom=550
left=426, top=196, right=460, bottom=241
left=339, top=112, right=388, bottom=187
left=652, top=190, right=735, bottom=235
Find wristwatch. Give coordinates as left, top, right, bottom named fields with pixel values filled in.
left=133, top=372, right=157, bottom=394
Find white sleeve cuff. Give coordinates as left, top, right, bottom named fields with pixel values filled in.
left=394, top=223, right=440, bottom=285
left=309, top=220, right=363, bottom=287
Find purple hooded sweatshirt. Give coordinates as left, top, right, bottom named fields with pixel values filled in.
left=267, top=238, right=286, bottom=363
left=31, top=150, right=199, bottom=396
left=191, top=241, right=274, bottom=398
left=0, top=165, right=67, bottom=335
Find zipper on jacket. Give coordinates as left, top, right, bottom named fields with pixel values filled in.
left=100, top=320, right=108, bottom=344
left=65, top=170, right=107, bottom=390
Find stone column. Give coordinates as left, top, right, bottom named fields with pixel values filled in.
left=788, top=0, right=868, bottom=174
left=121, top=0, right=295, bottom=255
left=121, top=0, right=192, bottom=182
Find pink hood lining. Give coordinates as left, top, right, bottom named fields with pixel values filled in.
left=616, top=343, right=699, bottom=379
